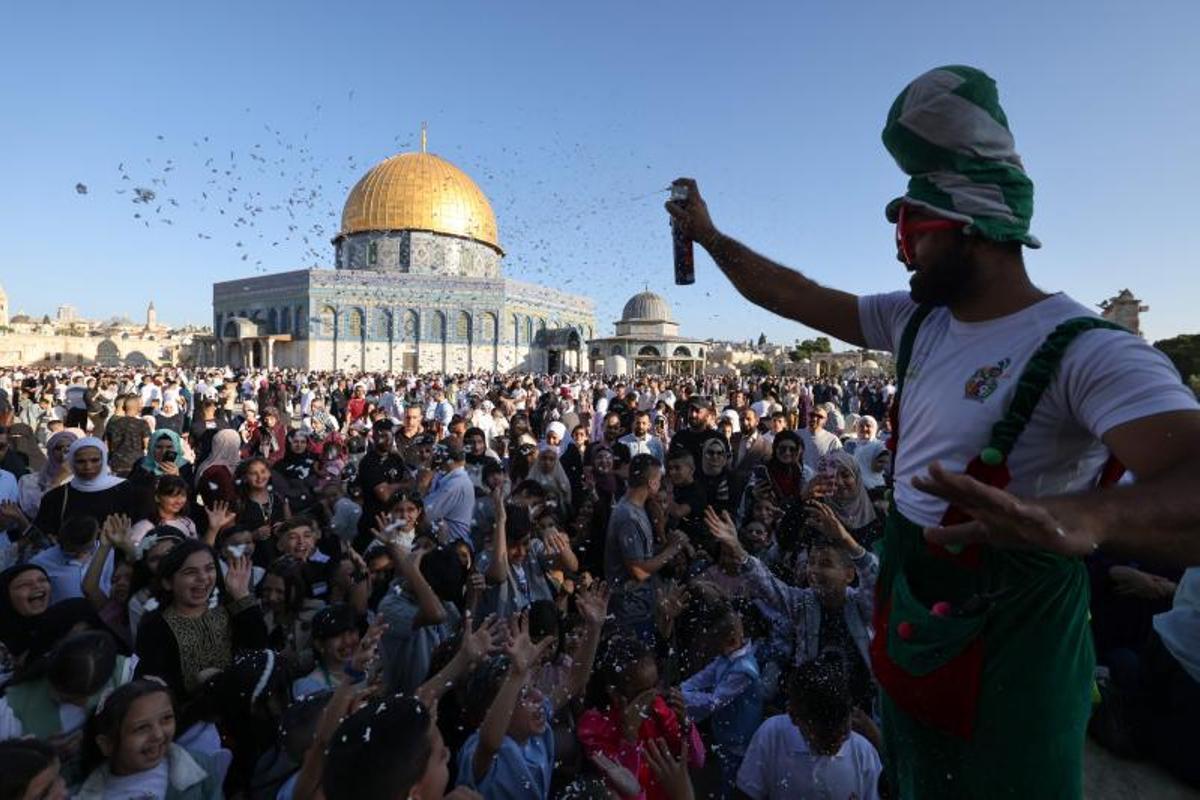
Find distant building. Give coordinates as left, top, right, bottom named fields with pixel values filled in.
left=0, top=286, right=197, bottom=368
left=1099, top=289, right=1148, bottom=337
left=587, top=291, right=707, bottom=376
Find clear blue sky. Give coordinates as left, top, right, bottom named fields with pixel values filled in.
left=2, top=0, right=1198, bottom=347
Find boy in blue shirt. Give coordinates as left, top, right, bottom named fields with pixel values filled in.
left=680, top=604, right=763, bottom=794
left=456, top=584, right=608, bottom=799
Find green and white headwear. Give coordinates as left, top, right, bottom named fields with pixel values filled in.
left=883, top=65, right=1040, bottom=248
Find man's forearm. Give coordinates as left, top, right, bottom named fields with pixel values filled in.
left=702, top=230, right=865, bottom=347
left=1042, top=464, right=1200, bottom=566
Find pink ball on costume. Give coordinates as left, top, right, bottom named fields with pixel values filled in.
left=932, top=601, right=953, bottom=618
left=897, top=621, right=916, bottom=641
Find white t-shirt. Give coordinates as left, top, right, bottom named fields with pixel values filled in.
left=736, top=714, right=881, bottom=800
left=0, top=697, right=88, bottom=740
left=859, top=292, right=1198, bottom=526
left=101, top=759, right=169, bottom=799
left=1153, top=568, right=1200, bottom=684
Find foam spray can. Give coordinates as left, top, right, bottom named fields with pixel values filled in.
left=671, top=180, right=695, bottom=285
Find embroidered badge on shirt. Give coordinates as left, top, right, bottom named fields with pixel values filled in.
left=963, top=358, right=1011, bottom=402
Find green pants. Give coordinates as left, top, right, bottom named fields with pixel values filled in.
left=876, top=510, right=1094, bottom=799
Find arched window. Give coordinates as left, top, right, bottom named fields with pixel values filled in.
left=374, top=310, right=392, bottom=340
left=280, top=307, right=291, bottom=336
left=341, top=308, right=362, bottom=339
left=456, top=311, right=471, bottom=341
left=481, top=312, right=498, bottom=343
left=268, top=308, right=279, bottom=335
left=611, top=345, right=624, bottom=357
left=403, top=310, right=419, bottom=341
left=224, top=320, right=239, bottom=339
left=368, top=241, right=378, bottom=266
left=525, top=317, right=534, bottom=343
left=432, top=311, right=446, bottom=341
left=295, top=305, right=304, bottom=336
left=638, top=345, right=660, bottom=357
left=673, top=346, right=691, bottom=357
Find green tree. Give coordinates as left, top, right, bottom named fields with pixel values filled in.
left=1154, top=334, right=1200, bottom=385
left=748, top=358, right=774, bottom=376
left=790, top=336, right=833, bottom=361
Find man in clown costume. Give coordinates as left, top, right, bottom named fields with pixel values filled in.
left=667, top=65, right=1200, bottom=798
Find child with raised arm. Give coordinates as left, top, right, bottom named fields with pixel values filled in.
left=456, top=583, right=609, bottom=799
left=705, top=504, right=879, bottom=713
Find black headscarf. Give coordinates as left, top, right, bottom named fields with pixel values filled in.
left=0, top=564, right=50, bottom=662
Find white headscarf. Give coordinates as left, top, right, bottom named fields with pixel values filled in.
left=854, top=440, right=888, bottom=491
left=195, top=429, right=243, bottom=484
left=66, top=437, right=126, bottom=493
left=543, top=421, right=568, bottom=455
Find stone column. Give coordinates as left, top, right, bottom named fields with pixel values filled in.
left=266, top=338, right=275, bottom=370
left=244, top=339, right=254, bottom=369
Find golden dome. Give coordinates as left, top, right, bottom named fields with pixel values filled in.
left=339, top=152, right=502, bottom=253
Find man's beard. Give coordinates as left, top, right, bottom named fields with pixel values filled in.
left=907, top=240, right=978, bottom=307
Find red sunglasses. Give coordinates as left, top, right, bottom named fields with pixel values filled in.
left=895, top=204, right=964, bottom=265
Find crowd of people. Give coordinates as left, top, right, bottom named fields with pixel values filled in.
left=0, top=359, right=1194, bottom=799
left=3, top=64, right=1200, bottom=800
left=0, top=365, right=909, bottom=799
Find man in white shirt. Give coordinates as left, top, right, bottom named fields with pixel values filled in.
left=617, top=410, right=665, bottom=463
left=668, top=64, right=1200, bottom=799
left=800, top=405, right=842, bottom=473
left=425, top=389, right=455, bottom=428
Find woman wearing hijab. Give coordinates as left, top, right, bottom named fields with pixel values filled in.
left=763, top=429, right=808, bottom=503
left=542, top=420, right=568, bottom=456
left=31, top=438, right=134, bottom=539
left=195, top=428, right=241, bottom=510
left=153, top=397, right=186, bottom=436
left=126, top=429, right=193, bottom=519
left=853, top=440, right=889, bottom=494
left=17, top=429, right=78, bottom=518
left=531, top=444, right=573, bottom=514
left=273, top=428, right=320, bottom=515
left=698, top=433, right=736, bottom=516
left=815, top=450, right=884, bottom=549
left=842, top=415, right=879, bottom=455
left=0, top=564, right=53, bottom=681
left=248, top=407, right=287, bottom=465
left=560, top=424, right=590, bottom=508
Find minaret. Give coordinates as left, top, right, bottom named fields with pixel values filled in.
left=0, top=284, right=8, bottom=327
left=146, top=300, right=157, bottom=330
left=1099, top=289, right=1148, bottom=337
